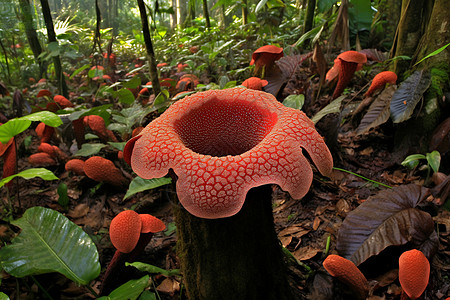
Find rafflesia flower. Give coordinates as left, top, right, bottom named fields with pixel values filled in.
left=125, top=88, right=333, bottom=219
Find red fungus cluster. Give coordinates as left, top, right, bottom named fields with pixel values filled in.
left=364, top=71, right=397, bottom=97
left=83, top=156, right=127, bottom=187
left=250, top=45, right=284, bottom=77
left=241, top=77, right=268, bottom=90
left=330, top=51, right=367, bottom=99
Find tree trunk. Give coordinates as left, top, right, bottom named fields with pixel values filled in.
left=40, top=0, right=68, bottom=97
left=18, top=0, right=46, bottom=78
left=392, top=0, right=428, bottom=77
left=202, top=0, right=210, bottom=28
left=242, top=0, right=248, bottom=25
left=137, top=0, right=161, bottom=96
left=391, top=0, right=450, bottom=161
left=176, top=0, right=186, bottom=28
left=184, top=0, right=196, bottom=27
left=174, top=185, right=293, bottom=300
left=303, top=0, right=316, bottom=34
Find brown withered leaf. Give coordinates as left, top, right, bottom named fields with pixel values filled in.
left=312, top=42, right=327, bottom=86
left=358, top=49, right=388, bottom=62
left=356, top=85, right=397, bottom=135
left=293, top=246, right=320, bottom=261
left=429, top=117, right=450, bottom=155
left=336, top=184, right=438, bottom=266
left=265, top=52, right=313, bottom=97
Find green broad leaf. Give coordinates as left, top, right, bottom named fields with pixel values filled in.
left=74, top=143, right=107, bottom=156
left=47, top=41, right=60, bottom=57
left=282, top=94, right=305, bottom=110
left=68, top=104, right=113, bottom=121
left=122, top=76, right=142, bottom=89
left=124, top=177, right=172, bottom=200
left=57, top=182, right=69, bottom=210
left=70, top=64, right=90, bottom=79
left=0, top=168, right=58, bottom=189
left=0, top=207, right=100, bottom=285
left=19, top=111, right=63, bottom=127
left=223, top=81, right=237, bottom=89
left=127, top=262, right=180, bottom=277
left=311, top=95, right=345, bottom=124
left=88, top=68, right=103, bottom=78
left=255, top=0, right=269, bottom=13
left=0, top=292, right=10, bottom=300
left=414, top=42, right=450, bottom=67
left=294, top=26, right=322, bottom=47
left=426, top=150, right=441, bottom=174
left=266, top=0, right=285, bottom=9
left=114, top=88, right=135, bottom=105
left=153, top=90, right=170, bottom=113
left=401, top=154, right=426, bottom=169
left=98, top=275, right=150, bottom=300
left=137, top=290, right=157, bottom=300
left=108, top=142, right=126, bottom=151
left=0, top=119, right=31, bottom=144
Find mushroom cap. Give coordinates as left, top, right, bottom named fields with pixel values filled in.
left=53, top=95, right=74, bottom=108
left=65, top=159, right=86, bottom=176
left=83, top=115, right=107, bottom=136
left=365, top=71, right=397, bottom=97
left=337, top=51, right=367, bottom=64
left=126, top=88, right=333, bottom=219
left=35, top=122, right=55, bottom=143
left=29, top=152, right=57, bottom=167
left=139, top=214, right=166, bottom=233
left=323, top=254, right=368, bottom=299
left=250, top=45, right=284, bottom=65
left=37, top=89, right=52, bottom=98
left=109, top=210, right=142, bottom=253
left=399, top=249, right=430, bottom=300
left=242, top=77, right=269, bottom=90
left=37, top=143, right=56, bottom=157
left=84, top=156, right=127, bottom=186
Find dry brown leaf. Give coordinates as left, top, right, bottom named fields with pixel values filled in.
left=280, top=236, right=292, bottom=247
left=312, top=217, right=321, bottom=230
left=66, top=203, right=89, bottom=219
left=157, top=277, right=180, bottom=295
left=293, top=246, right=320, bottom=261
left=278, top=226, right=304, bottom=236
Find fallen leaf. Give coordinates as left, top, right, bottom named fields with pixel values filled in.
left=293, top=246, right=320, bottom=261
left=67, top=203, right=89, bottom=219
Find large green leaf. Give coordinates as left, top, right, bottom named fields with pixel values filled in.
left=127, top=262, right=180, bottom=277
left=19, top=111, right=63, bottom=127
left=0, top=207, right=100, bottom=285
left=311, top=95, right=345, bottom=124
left=0, top=168, right=58, bottom=189
left=124, top=177, right=172, bottom=200
left=97, top=275, right=150, bottom=300
left=74, top=143, right=107, bottom=156
left=0, top=119, right=31, bottom=144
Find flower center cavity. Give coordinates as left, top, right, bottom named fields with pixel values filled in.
left=174, top=97, right=278, bottom=156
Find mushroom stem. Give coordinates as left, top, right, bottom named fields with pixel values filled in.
left=173, top=185, right=293, bottom=299
left=100, top=232, right=154, bottom=296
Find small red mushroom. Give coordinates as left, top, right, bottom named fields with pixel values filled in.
left=124, top=87, right=333, bottom=219
left=176, top=74, right=199, bottom=92
left=35, top=122, right=55, bottom=143
left=0, top=135, right=17, bottom=188
left=53, top=95, right=74, bottom=108
left=332, top=51, right=367, bottom=99
left=36, top=89, right=51, bottom=98
left=101, top=210, right=165, bottom=295
left=83, top=115, right=117, bottom=142
left=399, top=249, right=430, bottom=300
left=250, top=45, right=284, bottom=76
left=242, top=77, right=269, bottom=90
left=65, top=159, right=86, bottom=176
left=364, top=71, right=397, bottom=97
left=29, top=152, right=57, bottom=167
left=83, top=156, right=127, bottom=187
left=109, top=210, right=142, bottom=253
left=323, top=254, right=369, bottom=300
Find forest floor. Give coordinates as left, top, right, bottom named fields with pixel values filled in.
left=0, top=72, right=449, bottom=299
left=1, top=109, right=449, bottom=300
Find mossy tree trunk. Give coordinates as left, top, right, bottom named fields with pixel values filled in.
left=137, top=0, right=161, bottom=96
left=201, top=0, right=210, bottom=28
left=40, top=0, right=68, bottom=97
left=242, top=0, right=248, bottom=25
left=173, top=185, right=293, bottom=300
left=302, top=0, right=316, bottom=34
left=18, top=0, right=46, bottom=78
left=391, top=0, right=450, bottom=161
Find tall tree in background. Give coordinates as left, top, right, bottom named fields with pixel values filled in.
left=242, top=0, right=248, bottom=25
left=137, top=0, right=161, bottom=96
left=202, top=0, right=210, bottom=28
left=18, top=0, right=46, bottom=78
left=390, top=0, right=449, bottom=158
left=303, top=0, right=316, bottom=34
left=40, top=0, right=68, bottom=97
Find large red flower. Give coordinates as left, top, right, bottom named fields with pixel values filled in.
left=125, top=88, right=332, bottom=219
